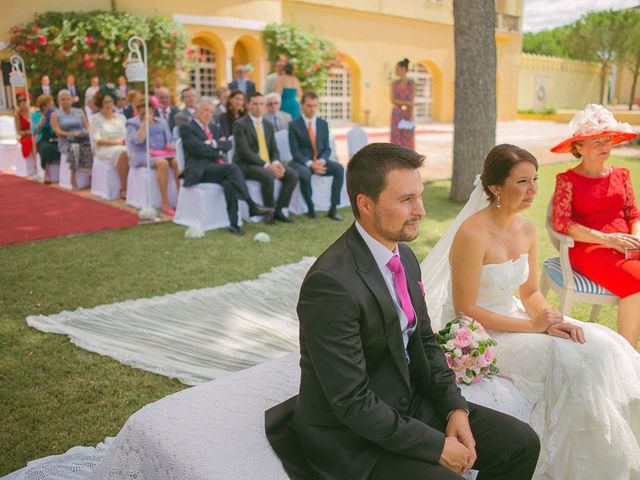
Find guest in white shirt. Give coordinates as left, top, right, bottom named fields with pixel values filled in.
left=89, top=89, right=129, bottom=198
left=84, top=75, right=100, bottom=108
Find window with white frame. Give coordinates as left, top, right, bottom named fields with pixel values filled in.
left=408, top=64, right=433, bottom=122
left=320, top=66, right=351, bottom=124
left=189, top=46, right=216, bottom=98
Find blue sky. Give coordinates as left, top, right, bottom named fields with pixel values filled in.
left=523, top=0, right=639, bottom=32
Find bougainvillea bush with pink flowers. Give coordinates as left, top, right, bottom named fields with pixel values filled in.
left=8, top=11, right=189, bottom=88
left=262, top=23, right=340, bottom=93
left=437, top=314, right=499, bottom=385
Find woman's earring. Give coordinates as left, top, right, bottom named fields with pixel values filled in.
left=496, top=193, right=501, bottom=209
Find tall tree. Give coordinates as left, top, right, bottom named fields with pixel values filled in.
left=451, top=0, right=497, bottom=202
left=567, top=10, right=628, bottom=104
left=523, top=25, right=573, bottom=58
left=616, top=10, right=640, bottom=110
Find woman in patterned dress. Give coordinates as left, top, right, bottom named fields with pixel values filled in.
left=390, top=58, right=415, bottom=149
left=551, top=104, right=640, bottom=347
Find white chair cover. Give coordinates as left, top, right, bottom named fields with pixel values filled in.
left=0, top=144, right=19, bottom=172
left=125, top=166, right=178, bottom=209
left=59, top=153, right=91, bottom=190
left=15, top=151, right=36, bottom=177
left=90, top=157, right=120, bottom=200
left=347, top=125, right=368, bottom=158
left=240, top=179, right=284, bottom=222
left=288, top=169, right=350, bottom=214
left=329, top=132, right=338, bottom=161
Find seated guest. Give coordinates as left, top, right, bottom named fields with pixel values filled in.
left=84, top=75, right=100, bottom=109
left=264, top=93, right=291, bottom=132
left=90, top=89, right=129, bottom=198
left=288, top=91, right=344, bottom=221
left=219, top=89, right=246, bottom=138
left=228, top=64, right=256, bottom=96
left=173, top=87, right=198, bottom=129
left=114, top=94, right=127, bottom=115
left=60, top=74, right=82, bottom=107
left=14, top=94, right=33, bottom=162
left=31, top=94, right=60, bottom=184
left=51, top=89, right=92, bottom=190
left=123, top=90, right=142, bottom=119
left=233, top=91, right=299, bottom=224
left=116, top=75, right=128, bottom=101
left=179, top=99, right=273, bottom=235
left=34, top=75, right=52, bottom=98
left=127, top=99, right=179, bottom=216
left=154, top=87, right=179, bottom=131
left=213, top=87, right=230, bottom=124
left=551, top=104, right=640, bottom=347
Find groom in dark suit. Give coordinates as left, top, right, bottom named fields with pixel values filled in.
left=179, top=99, right=272, bottom=235
left=265, top=143, right=540, bottom=479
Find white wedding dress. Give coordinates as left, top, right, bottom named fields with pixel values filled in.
left=421, top=178, right=640, bottom=479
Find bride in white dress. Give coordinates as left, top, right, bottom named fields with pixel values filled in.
left=422, top=144, right=640, bottom=479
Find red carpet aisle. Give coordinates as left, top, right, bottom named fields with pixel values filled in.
left=0, top=174, right=139, bottom=246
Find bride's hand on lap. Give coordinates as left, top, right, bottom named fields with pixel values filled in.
left=546, top=322, right=586, bottom=343
left=532, top=308, right=563, bottom=332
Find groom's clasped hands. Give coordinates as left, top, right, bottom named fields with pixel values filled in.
left=533, top=307, right=586, bottom=343
left=440, top=409, right=477, bottom=475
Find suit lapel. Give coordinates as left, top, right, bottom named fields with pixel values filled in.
left=346, top=226, right=411, bottom=389
left=189, top=119, right=208, bottom=142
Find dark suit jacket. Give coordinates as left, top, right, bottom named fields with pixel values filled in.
left=266, top=224, right=468, bottom=480
left=228, top=79, right=256, bottom=96
left=179, top=119, right=231, bottom=187
left=232, top=115, right=279, bottom=167
left=34, top=86, right=54, bottom=99
left=288, top=116, right=331, bottom=167
left=155, top=105, right=180, bottom=131
left=58, top=85, right=83, bottom=108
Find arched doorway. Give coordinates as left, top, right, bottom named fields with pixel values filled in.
left=232, top=35, right=263, bottom=87
left=320, top=65, right=352, bottom=124
left=408, top=63, right=433, bottom=122
left=189, top=46, right=217, bottom=98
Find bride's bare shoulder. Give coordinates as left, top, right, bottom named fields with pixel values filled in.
left=453, top=210, right=491, bottom=245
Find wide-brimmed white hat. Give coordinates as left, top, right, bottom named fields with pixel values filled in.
left=551, top=104, right=637, bottom=153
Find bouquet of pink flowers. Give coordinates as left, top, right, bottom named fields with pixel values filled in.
left=437, top=314, right=499, bottom=385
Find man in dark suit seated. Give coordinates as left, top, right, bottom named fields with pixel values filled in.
left=227, top=65, right=256, bottom=96
left=179, top=99, right=273, bottom=236
left=288, top=91, right=344, bottom=221
left=233, top=91, right=298, bottom=224
left=265, top=143, right=540, bottom=480
left=173, top=87, right=198, bottom=129
left=155, top=87, right=180, bottom=132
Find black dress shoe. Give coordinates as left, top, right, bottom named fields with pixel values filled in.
left=305, top=209, right=316, bottom=219
left=274, top=209, right=294, bottom=223
left=249, top=203, right=274, bottom=217
left=327, top=208, right=343, bottom=221
left=227, top=225, right=246, bottom=236
left=263, top=211, right=276, bottom=225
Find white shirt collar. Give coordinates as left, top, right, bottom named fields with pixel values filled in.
left=248, top=113, right=262, bottom=124
left=355, top=221, right=399, bottom=273
left=302, top=115, right=316, bottom=125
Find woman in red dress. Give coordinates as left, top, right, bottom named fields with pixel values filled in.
left=551, top=104, right=640, bottom=347
left=14, top=94, right=33, bottom=159
left=389, top=58, right=415, bottom=149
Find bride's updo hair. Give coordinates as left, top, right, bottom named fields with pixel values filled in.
left=481, top=144, right=538, bottom=202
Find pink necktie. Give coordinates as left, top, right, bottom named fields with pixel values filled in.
left=387, top=255, right=415, bottom=328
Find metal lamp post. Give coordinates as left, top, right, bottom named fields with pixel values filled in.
left=9, top=54, right=38, bottom=177
left=125, top=35, right=156, bottom=220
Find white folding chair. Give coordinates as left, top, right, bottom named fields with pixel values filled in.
left=126, top=166, right=178, bottom=209
left=59, top=152, right=91, bottom=190
left=346, top=125, right=368, bottom=158
left=173, top=137, right=242, bottom=231
left=540, top=198, right=619, bottom=322
left=91, top=156, right=120, bottom=200
left=329, top=132, right=338, bottom=162
left=0, top=116, right=19, bottom=173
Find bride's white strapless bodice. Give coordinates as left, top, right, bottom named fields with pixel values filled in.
left=476, top=253, right=529, bottom=316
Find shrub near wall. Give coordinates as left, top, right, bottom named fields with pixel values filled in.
left=263, top=23, right=340, bottom=94
left=8, top=11, right=189, bottom=88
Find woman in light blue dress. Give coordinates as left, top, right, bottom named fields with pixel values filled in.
left=126, top=99, right=179, bottom=215
left=276, top=63, right=302, bottom=119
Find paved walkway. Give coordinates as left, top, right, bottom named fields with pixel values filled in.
left=332, top=120, right=640, bottom=182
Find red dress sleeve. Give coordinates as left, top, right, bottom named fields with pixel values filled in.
left=552, top=173, right=576, bottom=234
left=621, top=168, right=640, bottom=230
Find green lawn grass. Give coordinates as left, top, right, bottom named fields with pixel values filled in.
left=1, top=155, right=638, bottom=474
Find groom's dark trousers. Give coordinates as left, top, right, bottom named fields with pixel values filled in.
left=266, top=224, right=540, bottom=479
